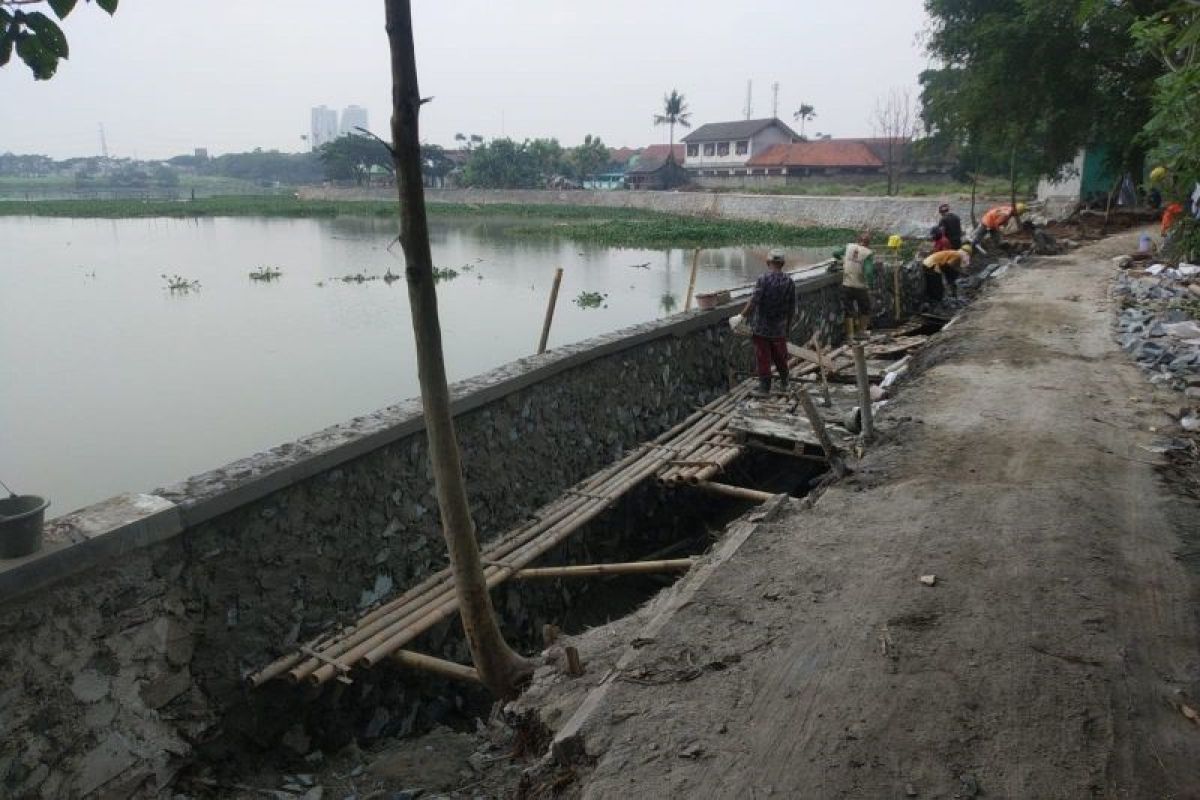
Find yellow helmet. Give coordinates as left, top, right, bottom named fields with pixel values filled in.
left=1015, top=202, right=1028, bottom=214
left=887, top=234, right=903, bottom=249
left=1150, top=166, right=1167, bottom=183
left=961, top=243, right=973, bottom=254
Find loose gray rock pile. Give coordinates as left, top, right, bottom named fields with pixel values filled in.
left=1113, top=260, right=1200, bottom=392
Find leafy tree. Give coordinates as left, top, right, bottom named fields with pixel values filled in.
left=569, top=134, right=609, bottom=185
left=921, top=0, right=1164, bottom=208
left=318, top=133, right=394, bottom=185
left=420, top=143, right=455, bottom=187
left=385, top=0, right=532, bottom=698
left=653, top=89, right=691, bottom=161
left=793, top=103, right=816, bottom=139
left=0, top=0, right=116, bottom=80
left=460, top=137, right=566, bottom=188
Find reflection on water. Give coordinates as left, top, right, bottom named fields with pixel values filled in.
left=0, top=215, right=835, bottom=514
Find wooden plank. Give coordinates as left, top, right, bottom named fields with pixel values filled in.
left=787, top=343, right=843, bottom=373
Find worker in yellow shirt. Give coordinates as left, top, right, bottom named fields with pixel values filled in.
left=922, top=244, right=971, bottom=304
left=971, top=202, right=1026, bottom=252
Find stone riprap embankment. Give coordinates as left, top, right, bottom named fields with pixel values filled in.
left=0, top=269, right=888, bottom=798
left=297, top=186, right=950, bottom=236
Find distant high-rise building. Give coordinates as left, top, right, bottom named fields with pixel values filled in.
left=310, top=106, right=338, bottom=150
left=339, top=105, right=369, bottom=137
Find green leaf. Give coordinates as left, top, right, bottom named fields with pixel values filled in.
left=48, top=0, right=78, bottom=20
left=25, top=12, right=68, bottom=59
left=0, top=33, right=12, bottom=68
left=94, top=0, right=118, bottom=14
left=16, top=32, right=59, bottom=79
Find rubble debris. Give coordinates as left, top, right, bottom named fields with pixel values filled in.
left=919, top=575, right=937, bottom=587
left=1113, top=264, right=1200, bottom=393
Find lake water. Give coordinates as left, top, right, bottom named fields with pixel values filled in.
left=0, top=214, right=833, bottom=515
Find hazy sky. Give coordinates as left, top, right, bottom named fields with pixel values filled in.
left=0, top=1, right=933, bottom=160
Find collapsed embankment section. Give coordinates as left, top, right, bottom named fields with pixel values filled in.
left=296, top=186, right=946, bottom=236
left=0, top=268, right=921, bottom=798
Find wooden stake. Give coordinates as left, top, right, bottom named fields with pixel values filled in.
left=511, top=559, right=697, bottom=580
left=537, top=267, right=564, bottom=354
left=852, top=343, right=874, bottom=443
left=392, top=650, right=481, bottom=684
left=796, top=385, right=846, bottom=477
left=695, top=481, right=776, bottom=503
left=811, top=334, right=833, bottom=407
left=683, top=248, right=701, bottom=311
left=892, top=263, right=903, bottom=322
left=564, top=646, right=584, bottom=677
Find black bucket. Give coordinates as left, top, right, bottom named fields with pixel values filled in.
left=0, top=495, right=49, bottom=559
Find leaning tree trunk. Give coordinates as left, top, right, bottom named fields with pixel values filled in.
left=384, top=0, right=532, bottom=699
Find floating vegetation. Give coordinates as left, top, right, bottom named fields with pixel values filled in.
left=162, top=274, right=200, bottom=293
left=573, top=290, right=608, bottom=309
left=340, top=272, right=378, bottom=284
left=432, top=266, right=459, bottom=283
left=249, top=266, right=282, bottom=281
left=315, top=281, right=326, bottom=288
left=660, top=292, right=678, bottom=314
left=383, top=268, right=402, bottom=284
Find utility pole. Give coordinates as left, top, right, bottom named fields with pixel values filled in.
left=98, top=123, right=108, bottom=159
left=744, top=79, right=753, bottom=120
left=772, top=82, right=780, bottom=118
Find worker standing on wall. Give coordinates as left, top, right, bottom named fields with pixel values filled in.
left=732, top=249, right=796, bottom=397
left=833, top=232, right=875, bottom=341
left=971, top=202, right=1026, bottom=252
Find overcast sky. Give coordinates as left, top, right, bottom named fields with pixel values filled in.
left=0, top=1, right=933, bottom=160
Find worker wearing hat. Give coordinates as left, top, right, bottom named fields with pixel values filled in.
left=938, top=203, right=963, bottom=249
left=834, top=231, right=876, bottom=340
left=734, top=248, right=796, bottom=396
left=971, top=202, right=1027, bottom=252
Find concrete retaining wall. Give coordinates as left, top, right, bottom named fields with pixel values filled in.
left=297, top=186, right=953, bottom=236
left=0, top=270, right=866, bottom=798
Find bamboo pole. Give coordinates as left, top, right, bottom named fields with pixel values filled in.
left=509, top=559, right=697, bottom=580
left=852, top=343, right=874, bottom=443
left=695, top=481, right=776, bottom=503
left=683, top=248, right=701, bottom=311
left=796, top=385, right=846, bottom=477
left=536, top=267, right=564, bottom=354
left=392, top=650, right=481, bottom=684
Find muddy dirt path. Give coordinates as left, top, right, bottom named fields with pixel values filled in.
left=568, top=232, right=1200, bottom=799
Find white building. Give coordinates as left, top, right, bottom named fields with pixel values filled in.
left=340, top=105, right=369, bottom=137
left=681, top=118, right=798, bottom=177
left=310, top=106, right=338, bottom=150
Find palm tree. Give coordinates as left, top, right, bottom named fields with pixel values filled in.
left=653, top=89, right=692, bottom=163
left=793, top=104, right=816, bottom=139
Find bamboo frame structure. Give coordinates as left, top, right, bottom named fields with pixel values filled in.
left=392, top=650, right=481, bottom=684
left=248, top=340, right=886, bottom=691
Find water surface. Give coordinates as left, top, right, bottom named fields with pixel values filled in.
left=1, top=215, right=833, bottom=513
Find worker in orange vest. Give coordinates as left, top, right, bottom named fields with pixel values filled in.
left=971, top=202, right=1027, bottom=252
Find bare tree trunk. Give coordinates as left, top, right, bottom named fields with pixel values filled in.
left=384, top=0, right=532, bottom=699
left=1009, top=141, right=1018, bottom=217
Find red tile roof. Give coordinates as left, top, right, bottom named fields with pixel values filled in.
left=608, top=146, right=639, bottom=166
left=627, top=144, right=686, bottom=174
left=747, top=141, right=883, bottom=168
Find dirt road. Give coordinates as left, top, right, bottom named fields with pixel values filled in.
left=564, top=232, right=1200, bottom=798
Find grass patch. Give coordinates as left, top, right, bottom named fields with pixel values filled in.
left=507, top=216, right=856, bottom=248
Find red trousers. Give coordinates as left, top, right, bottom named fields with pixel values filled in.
left=753, top=335, right=789, bottom=378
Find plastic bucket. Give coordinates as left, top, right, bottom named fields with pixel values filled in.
left=0, top=495, right=49, bottom=558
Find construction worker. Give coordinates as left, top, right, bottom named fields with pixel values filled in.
left=734, top=248, right=796, bottom=396
left=971, top=202, right=1027, bottom=251
left=922, top=244, right=971, bottom=304
left=938, top=203, right=963, bottom=248
left=833, top=232, right=875, bottom=340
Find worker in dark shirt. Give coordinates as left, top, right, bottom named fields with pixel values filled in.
left=938, top=203, right=963, bottom=249
left=735, top=248, right=796, bottom=396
